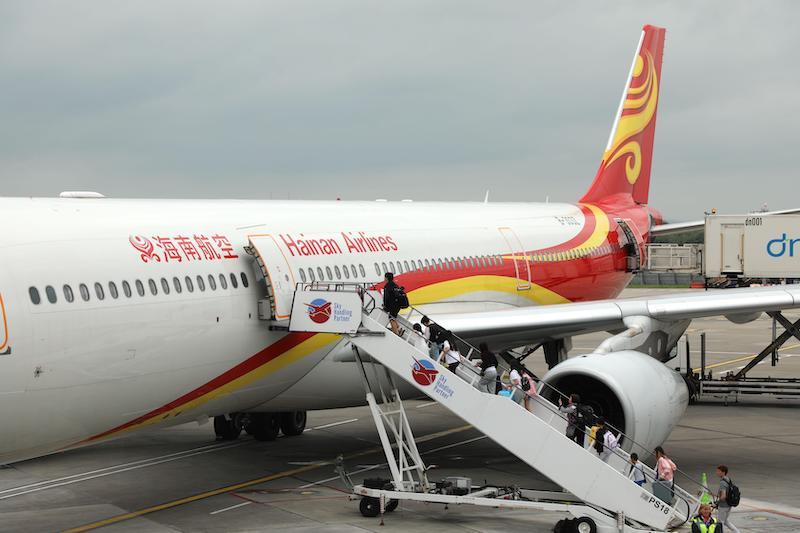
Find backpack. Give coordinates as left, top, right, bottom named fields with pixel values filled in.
left=429, top=323, right=446, bottom=344
left=394, top=285, right=409, bottom=309
left=521, top=374, right=531, bottom=392
left=726, top=478, right=741, bottom=507
left=576, top=404, right=595, bottom=427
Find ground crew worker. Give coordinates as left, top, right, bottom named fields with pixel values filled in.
left=691, top=503, right=722, bottom=533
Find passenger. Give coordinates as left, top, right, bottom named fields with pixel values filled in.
left=409, top=323, right=428, bottom=353
left=592, top=418, right=611, bottom=460
left=558, top=394, right=585, bottom=447
left=715, top=465, right=740, bottom=533
left=497, top=375, right=515, bottom=399
left=382, top=272, right=402, bottom=336
left=691, top=504, right=722, bottom=533
left=511, top=362, right=537, bottom=411
left=628, top=453, right=646, bottom=486
left=420, top=316, right=435, bottom=359
left=654, top=446, right=677, bottom=503
left=602, top=425, right=620, bottom=462
left=477, top=343, right=498, bottom=394
left=426, top=317, right=447, bottom=360
left=438, top=333, right=462, bottom=374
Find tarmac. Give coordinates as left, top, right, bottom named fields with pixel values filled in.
left=1, top=289, right=799, bottom=532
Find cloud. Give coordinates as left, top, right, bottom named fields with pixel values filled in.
left=1, top=1, right=799, bottom=219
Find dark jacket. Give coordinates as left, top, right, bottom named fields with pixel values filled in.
left=383, top=280, right=400, bottom=311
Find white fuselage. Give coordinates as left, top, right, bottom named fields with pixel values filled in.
left=0, top=197, right=634, bottom=463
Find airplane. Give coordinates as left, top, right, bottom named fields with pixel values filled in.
left=2, top=23, right=799, bottom=466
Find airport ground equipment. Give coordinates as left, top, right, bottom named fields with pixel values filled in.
left=289, top=283, right=701, bottom=533
left=704, top=214, right=800, bottom=280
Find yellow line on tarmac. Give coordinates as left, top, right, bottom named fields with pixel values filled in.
left=692, top=342, right=800, bottom=372
left=62, top=424, right=473, bottom=533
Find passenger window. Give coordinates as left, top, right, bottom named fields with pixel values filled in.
left=317, top=267, right=324, bottom=281
left=381, top=262, right=388, bottom=274
left=299, top=269, right=307, bottom=283
left=80, top=283, right=91, bottom=301
left=390, top=261, right=397, bottom=274
left=342, top=265, right=349, bottom=279
left=196, top=275, right=206, bottom=291
left=404, top=260, right=410, bottom=272
left=185, top=276, right=194, bottom=292
left=109, top=281, right=119, bottom=299
left=219, top=274, right=228, bottom=290
left=173, top=277, right=182, bottom=293
left=135, top=280, right=145, bottom=297
left=334, top=265, right=341, bottom=279
left=63, top=284, right=74, bottom=303
left=359, top=264, right=366, bottom=278
left=424, top=259, right=430, bottom=270
left=308, top=268, right=315, bottom=282
left=95, top=282, right=105, bottom=300
left=351, top=265, right=357, bottom=278
left=241, top=272, right=249, bottom=288
left=161, top=278, right=170, bottom=295
left=45, top=285, right=57, bottom=303
left=208, top=274, right=217, bottom=290
left=374, top=263, right=380, bottom=276
left=29, top=287, right=41, bottom=305
left=230, top=273, right=238, bottom=288
left=122, top=280, right=132, bottom=298
left=149, top=279, right=158, bottom=295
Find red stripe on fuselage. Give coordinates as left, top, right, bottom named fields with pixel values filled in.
left=80, top=331, right=316, bottom=443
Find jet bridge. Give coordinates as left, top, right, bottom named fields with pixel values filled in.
left=288, top=283, right=701, bottom=533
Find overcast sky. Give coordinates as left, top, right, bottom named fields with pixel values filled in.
left=1, top=1, right=798, bottom=220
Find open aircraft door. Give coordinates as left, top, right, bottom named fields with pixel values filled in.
left=247, top=235, right=297, bottom=321
left=498, top=227, right=531, bottom=290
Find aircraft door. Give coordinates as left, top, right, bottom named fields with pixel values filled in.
left=721, top=224, right=744, bottom=274
left=247, top=235, right=297, bottom=320
left=498, top=227, right=532, bottom=290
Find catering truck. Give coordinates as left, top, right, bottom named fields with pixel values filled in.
left=705, top=214, right=800, bottom=279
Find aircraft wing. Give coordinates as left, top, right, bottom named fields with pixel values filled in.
left=435, top=285, right=800, bottom=349
left=651, top=207, right=800, bottom=237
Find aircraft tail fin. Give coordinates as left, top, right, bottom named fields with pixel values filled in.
left=580, top=25, right=666, bottom=205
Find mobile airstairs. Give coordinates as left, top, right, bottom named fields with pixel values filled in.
left=287, top=284, right=701, bottom=533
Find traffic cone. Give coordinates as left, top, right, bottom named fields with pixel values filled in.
left=699, top=472, right=713, bottom=504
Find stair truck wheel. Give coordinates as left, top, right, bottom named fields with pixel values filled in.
left=250, top=413, right=281, bottom=441
left=359, top=496, right=380, bottom=517
left=573, top=517, right=597, bottom=533
left=213, top=415, right=241, bottom=440
left=279, top=411, right=307, bottom=436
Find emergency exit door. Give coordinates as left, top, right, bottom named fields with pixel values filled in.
left=720, top=224, right=744, bottom=274
left=248, top=235, right=297, bottom=320
left=498, top=227, right=532, bottom=290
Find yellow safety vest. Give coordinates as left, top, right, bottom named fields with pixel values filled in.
left=691, top=516, right=718, bottom=533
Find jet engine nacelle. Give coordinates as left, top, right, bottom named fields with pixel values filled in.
left=541, top=350, right=688, bottom=456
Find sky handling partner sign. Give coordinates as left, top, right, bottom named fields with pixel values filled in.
left=288, top=290, right=363, bottom=334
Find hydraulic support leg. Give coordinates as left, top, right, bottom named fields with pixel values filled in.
left=734, top=312, right=800, bottom=379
